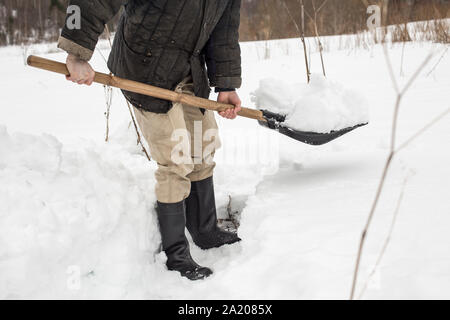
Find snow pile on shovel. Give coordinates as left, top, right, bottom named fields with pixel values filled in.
left=252, top=74, right=369, bottom=133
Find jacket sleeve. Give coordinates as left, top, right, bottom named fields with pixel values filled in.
left=57, top=0, right=125, bottom=61
left=205, top=0, right=242, bottom=89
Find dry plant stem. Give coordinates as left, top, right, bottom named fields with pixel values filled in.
left=227, top=195, right=232, bottom=217
left=102, top=25, right=113, bottom=143
left=283, top=0, right=310, bottom=83
left=104, top=25, right=113, bottom=48
left=227, top=195, right=239, bottom=230
left=97, top=49, right=108, bottom=65
left=357, top=107, right=450, bottom=299
left=396, top=107, right=450, bottom=153
left=400, top=5, right=414, bottom=76
left=400, top=41, right=406, bottom=76
left=358, top=177, right=409, bottom=299
left=310, top=0, right=328, bottom=77
left=381, top=0, right=390, bottom=42
left=102, top=24, right=151, bottom=161
left=297, top=0, right=314, bottom=81
left=307, top=38, right=312, bottom=71
left=360, top=0, right=369, bottom=8
left=96, top=37, right=113, bottom=142
left=125, top=99, right=152, bottom=161
left=427, top=47, right=448, bottom=77
left=301, top=1, right=311, bottom=83
left=104, top=84, right=113, bottom=142
left=350, top=45, right=436, bottom=300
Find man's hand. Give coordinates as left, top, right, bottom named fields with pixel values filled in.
left=217, top=91, right=242, bottom=120
left=66, top=54, right=95, bottom=85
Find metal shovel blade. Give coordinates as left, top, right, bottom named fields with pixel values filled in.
left=258, top=110, right=368, bottom=146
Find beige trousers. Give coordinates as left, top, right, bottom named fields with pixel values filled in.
left=133, top=77, right=221, bottom=203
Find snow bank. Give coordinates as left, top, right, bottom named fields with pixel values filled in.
left=252, top=74, right=370, bottom=133
left=0, top=125, right=161, bottom=299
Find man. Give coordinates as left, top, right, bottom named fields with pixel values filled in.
left=59, top=0, right=243, bottom=281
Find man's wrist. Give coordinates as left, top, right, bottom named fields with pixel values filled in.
left=58, top=36, right=93, bottom=62
left=67, top=54, right=79, bottom=60
left=215, top=88, right=236, bottom=93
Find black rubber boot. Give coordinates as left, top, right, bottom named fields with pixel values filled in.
left=156, top=201, right=213, bottom=280
left=186, top=177, right=241, bottom=250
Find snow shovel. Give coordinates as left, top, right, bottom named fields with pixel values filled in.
left=27, top=55, right=367, bottom=145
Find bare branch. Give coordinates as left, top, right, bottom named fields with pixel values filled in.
left=310, top=0, right=327, bottom=77
left=358, top=177, right=410, bottom=299
left=296, top=0, right=313, bottom=20
left=350, top=14, right=436, bottom=297
left=360, top=0, right=370, bottom=8
left=100, top=24, right=114, bottom=142
left=427, top=47, right=448, bottom=77
left=400, top=51, right=435, bottom=96
left=227, top=195, right=239, bottom=230
left=316, top=0, right=329, bottom=13
left=400, top=42, right=407, bottom=77
left=125, top=99, right=152, bottom=162
left=396, top=108, right=450, bottom=153
left=357, top=104, right=449, bottom=299
left=282, top=0, right=311, bottom=83
left=282, top=0, right=300, bottom=35
left=104, top=84, right=113, bottom=142
left=104, top=24, right=113, bottom=48
left=96, top=48, right=108, bottom=65
left=101, top=23, right=151, bottom=161
left=383, top=45, right=400, bottom=94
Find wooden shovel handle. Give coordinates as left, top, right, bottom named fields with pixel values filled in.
left=27, top=55, right=266, bottom=122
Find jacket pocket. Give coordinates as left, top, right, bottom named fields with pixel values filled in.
left=120, top=33, right=156, bottom=83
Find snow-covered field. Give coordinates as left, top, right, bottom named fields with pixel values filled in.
left=0, top=35, right=449, bottom=299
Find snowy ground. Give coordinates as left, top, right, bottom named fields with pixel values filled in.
left=0, top=35, right=449, bottom=299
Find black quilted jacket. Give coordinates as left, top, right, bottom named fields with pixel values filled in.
left=58, top=0, right=242, bottom=113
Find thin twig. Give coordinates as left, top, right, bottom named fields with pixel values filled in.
left=102, top=24, right=151, bottom=161
left=399, top=4, right=415, bottom=77
left=125, top=99, right=152, bottom=161
left=316, top=0, right=329, bottom=13
left=383, top=45, right=400, bottom=94
left=281, top=0, right=300, bottom=35
left=400, top=52, right=435, bottom=96
left=104, top=24, right=113, bottom=48
left=310, top=0, right=327, bottom=77
left=96, top=47, right=108, bottom=65
left=396, top=107, right=450, bottom=153
left=227, top=195, right=240, bottom=230
left=104, top=84, right=113, bottom=142
left=359, top=0, right=370, bottom=8
left=350, top=14, right=437, bottom=297
left=282, top=0, right=311, bottom=83
left=297, top=0, right=313, bottom=20
left=358, top=177, right=410, bottom=299
left=426, top=47, right=448, bottom=77
left=357, top=106, right=450, bottom=299
left=100, top=25, right=113, bottom=142
left=400, top=41, right=407, bottom=77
